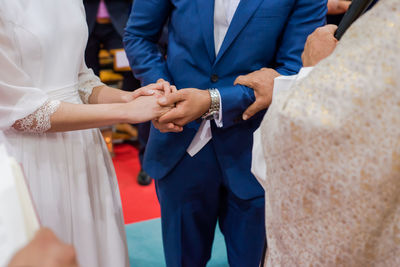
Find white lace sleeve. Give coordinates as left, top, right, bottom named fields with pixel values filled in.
left=12, top=100, right=61, bottom=133
left=78, top=64, right=105, bottom=104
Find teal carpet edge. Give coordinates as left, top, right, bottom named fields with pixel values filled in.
left=126, top=218, right=228, bottom=267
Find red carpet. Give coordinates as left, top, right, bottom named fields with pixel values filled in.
left=112, top=144, right=161, bottom=224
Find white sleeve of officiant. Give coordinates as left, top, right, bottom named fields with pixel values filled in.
left=251, top=128, right=267, bottom=188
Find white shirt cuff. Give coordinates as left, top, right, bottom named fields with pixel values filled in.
left=213, top=89, right=223, bottom=128
left=186, top=89, right=223, bottom=157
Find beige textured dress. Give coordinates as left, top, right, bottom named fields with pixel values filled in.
left=257, top=0, right=400, bottom=266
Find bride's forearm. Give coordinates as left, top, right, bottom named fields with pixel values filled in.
left=48, top=102, right=128, bottom=132
left=13, top=92, right=166, bottom=133
left=88, top=85, right=132, bottom=104
left=49, top=92, right=168, bottom=132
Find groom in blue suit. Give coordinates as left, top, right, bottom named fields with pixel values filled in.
left=124, top=0, right=327, bottom=266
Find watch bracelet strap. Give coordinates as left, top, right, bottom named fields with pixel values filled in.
left=201, top=88, right=220, bottom=119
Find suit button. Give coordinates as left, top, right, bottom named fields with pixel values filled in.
left=210, top=74, right=219, bottom=83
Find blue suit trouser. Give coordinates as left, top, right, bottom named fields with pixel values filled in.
left=155, top=142, right=266, bottom=267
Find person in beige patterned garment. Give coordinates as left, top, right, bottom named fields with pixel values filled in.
left=254, top=0, right=400, bottom=266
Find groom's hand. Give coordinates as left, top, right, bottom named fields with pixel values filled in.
left=151, top=79, right=183, bottom=133
left=157, top=88, right=211, bottom=126
left=152, top=119, right=184, bottom=133
left=234, top=68, right=280, bottom=120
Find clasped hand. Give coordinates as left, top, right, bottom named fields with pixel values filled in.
left=125, top=79, right=211, bottom=133
left=152, top=79, right=211, bottom=133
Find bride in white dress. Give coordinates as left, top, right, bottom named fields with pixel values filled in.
left=0, top=1, right=174, bottom=266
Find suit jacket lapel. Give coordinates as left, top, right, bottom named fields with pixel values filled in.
left=195, top=0, right=216, bottom=63
left=215, top=0, right=263, bottom=65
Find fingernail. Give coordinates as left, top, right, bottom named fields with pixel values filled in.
left=159, top=97, right=167, bottom=104
left=242, top=114, right=248, bottom=121
left=147, top=90, right=155, bottom=94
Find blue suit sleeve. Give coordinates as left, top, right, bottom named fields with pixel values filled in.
left=218, top=85, right=255, bottom=129
left=219, top=0, right=327, bottom=129
left=123, top=0, right=173, bottom=86
left=274, top=0, right=328, bottom=75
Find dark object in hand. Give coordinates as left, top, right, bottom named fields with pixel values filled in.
left=335, top=0, right=375, bottom=40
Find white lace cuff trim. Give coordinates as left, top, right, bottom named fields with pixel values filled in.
left=78, top=78, right=105, bottom=104
left=13, top=100, right=61, bottom=133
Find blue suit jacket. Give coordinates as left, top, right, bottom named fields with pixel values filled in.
left=124, top=0, right=327, bottom=199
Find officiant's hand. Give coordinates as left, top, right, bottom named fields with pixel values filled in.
left=327, top=0, right=351, bottom=15
left=8, top=228, right=78, bottom=267
left=302, top=25, right=338, bottom=67
left=157, top=88, right=211, bottom=127
left=234, top=68, right=280, bottom=120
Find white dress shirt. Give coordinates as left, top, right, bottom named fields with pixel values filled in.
left=214, top=0, right=241, bottom=55
left=187, top=0, right=241, bottom=156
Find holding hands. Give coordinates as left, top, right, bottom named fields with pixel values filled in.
left=152, top=79, right=211, bottom=133
left=120, top=81, right=174, bottom=124
left=121, top=79, right=211, bottom=133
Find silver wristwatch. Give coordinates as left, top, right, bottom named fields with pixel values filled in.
left=202, top=88, right=220, bottom=120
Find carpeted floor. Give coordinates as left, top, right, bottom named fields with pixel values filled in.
left=112, top=144, right=160, bottom=224
left=126, top=219, right=228, bottom=267
left=112, top=144, right=228, bottom=266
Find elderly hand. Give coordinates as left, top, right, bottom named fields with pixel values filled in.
left=157, top=88, right=211, bottom=127
left=302, top=25, right=339, bottom=67
left=234, top=68, right=280, bottom=120
left=327, top=0, right=351, bottom=15
left=8, top=228, right=78, bottom=267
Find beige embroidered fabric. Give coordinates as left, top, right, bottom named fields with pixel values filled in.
left=258, top=0, right=400, bottom=266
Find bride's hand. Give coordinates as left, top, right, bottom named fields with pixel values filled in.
left=120, top=83, right=163, bottom=103
left=122, top=80, right=176, bottom=102
left=122, top=95, right=172, bottom=124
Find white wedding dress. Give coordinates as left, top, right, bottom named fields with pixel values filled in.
left=0, top=1, right=129, bottom=266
